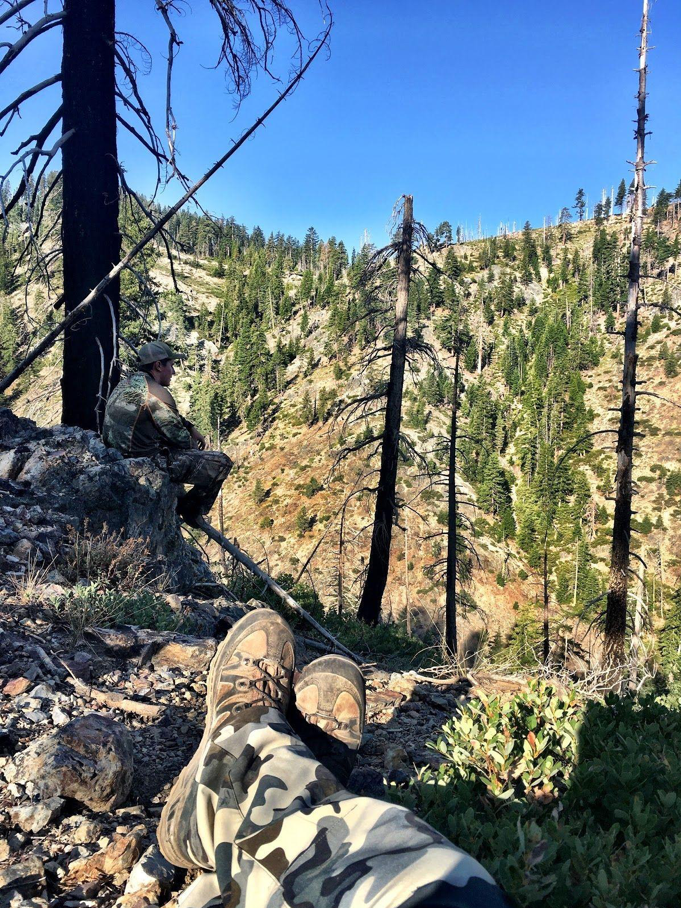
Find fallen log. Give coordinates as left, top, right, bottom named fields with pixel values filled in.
left=64, top=676, right=163, bottom=719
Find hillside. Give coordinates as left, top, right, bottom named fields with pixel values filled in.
left=2, top=202, right=681, bottom=663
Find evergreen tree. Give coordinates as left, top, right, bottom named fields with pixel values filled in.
left=615, top=178, right=627, bottom=212
left=574, top=188, right=586, bottom=221
left=0, top=301, right=19, bottom=380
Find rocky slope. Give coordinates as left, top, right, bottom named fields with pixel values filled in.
left=5, top=214, right=681, bottom=653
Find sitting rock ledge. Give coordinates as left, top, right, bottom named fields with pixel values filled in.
left=0, top=408, right=212, bottom=592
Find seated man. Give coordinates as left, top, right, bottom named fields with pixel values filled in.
left=102, top=341, right=232, bottom=527
left=158, top=608, right=514, bottom=908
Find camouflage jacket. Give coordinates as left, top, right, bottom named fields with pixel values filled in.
left=102, top=372, right=193, bottom=457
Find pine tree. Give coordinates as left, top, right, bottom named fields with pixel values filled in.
left=615, top=178, right=627, bottom=212
left=0, top=301, right=19, bottom=380
left=574, top=188, right=586, bottom=221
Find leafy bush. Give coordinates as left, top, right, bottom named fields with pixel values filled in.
left=392, top=682, right=681, bottom=906
left=54, top=583, right=178, bottom=639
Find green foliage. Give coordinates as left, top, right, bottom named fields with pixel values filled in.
left=658, top=586, right=681, bottom=699
left=54, top=584, right=178, bottom=639
left=252, top=478, right=267, bottom=505
left=0, top=299, right=19, bottom=380
left=393, top=684, right=681, bottom=907
left=295, top=506, right=314, bottom=536
left=302, top=476, right=322, bottom=498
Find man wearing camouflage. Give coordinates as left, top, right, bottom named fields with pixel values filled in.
left=158, top=608, right=513, bottom=908
left=102, top=341, right=232, bottom=527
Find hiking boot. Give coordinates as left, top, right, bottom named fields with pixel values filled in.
left=176, top=495, right=202, bottom=529
left=158, top=608, right=295, bottom=870
left=291, top=654, right=365, bottom=786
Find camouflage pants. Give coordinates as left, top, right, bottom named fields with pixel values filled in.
left=166, top=450, right=233, bottom=516
left=175, top=706, right=511, bottom=908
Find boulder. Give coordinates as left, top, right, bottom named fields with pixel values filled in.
left=124, top=846, right=175, bottom=896
left=0, top=408, right=213, bottom=592
left=12, top=714, right=134, bottom=811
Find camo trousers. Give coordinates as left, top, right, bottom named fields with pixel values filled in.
left=166, top=450, right=233, bottom=516
left=174, top=706, right=511, bottom=908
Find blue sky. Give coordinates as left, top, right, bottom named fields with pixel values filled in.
left=2, top=0, right=680, bottom=252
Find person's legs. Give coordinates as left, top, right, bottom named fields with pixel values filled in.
left=166, top=450, right=233, bottom=524
left=159, top=610, right=512, bottom=908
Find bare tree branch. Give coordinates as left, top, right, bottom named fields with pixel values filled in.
left=0, top=73, right=61, bottom=124
left=0, top=9, right=64, bottom=75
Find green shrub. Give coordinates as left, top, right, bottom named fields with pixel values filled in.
left=54, top=583, right=178, bottom=639
left=392, top=683, right=681, bottom=906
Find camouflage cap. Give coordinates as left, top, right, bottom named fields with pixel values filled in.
left=137, top=341, right=185, bottom=366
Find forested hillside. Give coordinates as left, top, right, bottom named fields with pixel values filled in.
left=2, top=178, right=681, bottom=668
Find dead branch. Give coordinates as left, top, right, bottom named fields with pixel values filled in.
left=637, top=390, right=681, bottom=412
left=0, top=9, right=64, bottom=75
left=0, top=0, right=39, bottom=29
left=196, top=516, right=360, bottom=662
left=64, top=675, right=163, bottom=718
left=0, top=72, right=61, bottom=124
left=0, top=19, right=332, bottom=395
left=2, top=107, right=65, bottom=222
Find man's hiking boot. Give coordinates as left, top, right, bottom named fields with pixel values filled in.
left=158, top=608, right=295, bottom=870
left=291, top=654, right=365, bottom=786
left=176, top=495, right=202, bottom=529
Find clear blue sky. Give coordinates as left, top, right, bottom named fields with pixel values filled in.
left=2, top=0, right=680, bottom=251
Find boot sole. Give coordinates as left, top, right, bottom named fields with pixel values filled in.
left=295, top=654, right=366, bottom=749
left=158, top=608, right=293, bottom=869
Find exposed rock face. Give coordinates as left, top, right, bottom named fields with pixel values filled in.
left=11, top=714, right=134, bottom=811
left=0, top=408, right=212, bottom=592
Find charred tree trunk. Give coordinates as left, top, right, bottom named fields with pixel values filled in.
left=444, top=346, right=460, bottom=659
left=357, top=196, right=413, bottom=625
left=61, top=0, right=120, bottom=430
left=604, top=0, right=649, bottom=669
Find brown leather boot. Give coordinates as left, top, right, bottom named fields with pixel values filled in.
left=291, top=654, right=365, bottom=786
left=158, top=608, right=295, bottom=869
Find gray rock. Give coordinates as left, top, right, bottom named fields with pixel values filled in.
left=124, top=846, right=175, bottom=895
left=9, top=797, right=65, bottom=833
left=383, top=744, right=410, bottom=772
left=12, top=714, right=134, bottom=811
left=28, top=684, right=57, bottom=701
left=0, top=408, right=214, bottom=592
left=51, top=705, right=71, bottom=726
left=70, top=817, right=104, bottom=844
left=0, top=856, right=46, bottom=907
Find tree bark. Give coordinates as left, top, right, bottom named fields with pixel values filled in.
left=61, top=0, right=120, bottom=430
left=444, top=346, right=460, bottom=659
left=604, top=0, right=649, bottom=669
left=357, top=196, right=413, bottom=624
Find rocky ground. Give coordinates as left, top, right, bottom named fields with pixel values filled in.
left=0, top=406, right=487, bottom=908
left=0, top=591, right=476, bottom=908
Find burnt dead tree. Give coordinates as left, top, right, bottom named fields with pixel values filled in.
left=444, top=342, right=461, bottom=657
left=61, top=0, right=120, bottom=429
left=604, top=0, right=650, bottom=670
left=357, top=196, right=414, bottom=624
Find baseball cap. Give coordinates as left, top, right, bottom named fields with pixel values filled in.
left=137, top=341, right=185, bottom=366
